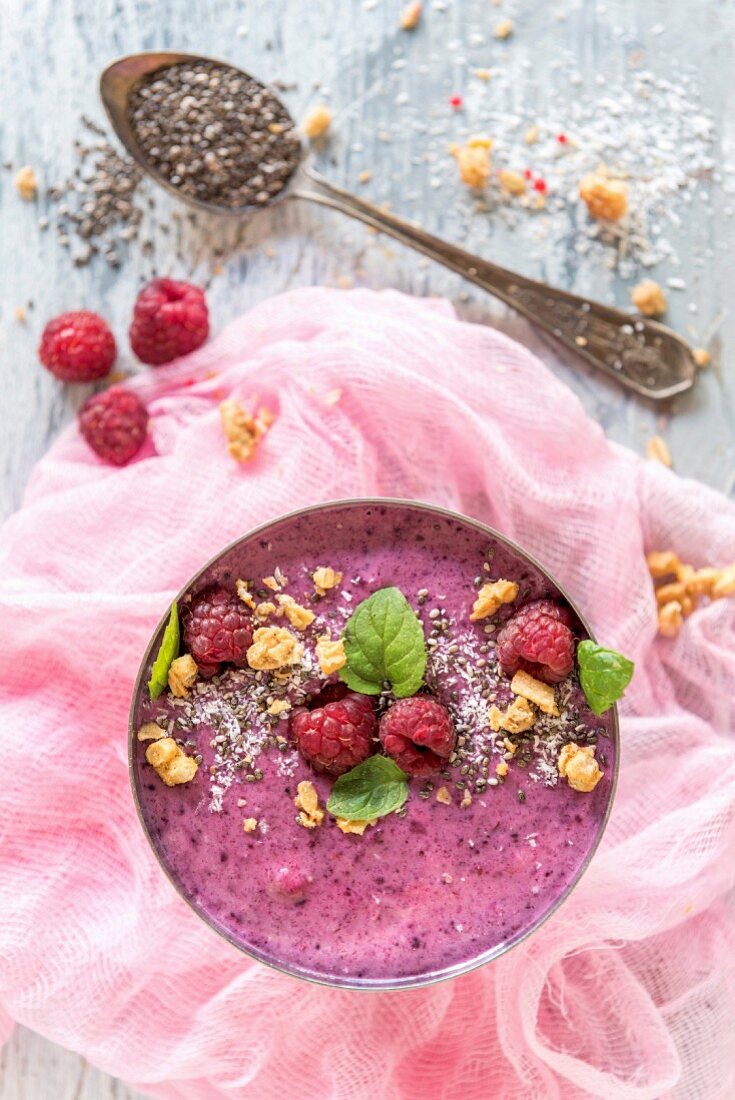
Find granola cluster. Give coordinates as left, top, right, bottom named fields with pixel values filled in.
left=451, top=137, right=493, bottom=189
left=470, top=579, right=518, bottom=621
left=646, top=436, right=672, bottom=468
left=315, top=635, right=347, bottom=676
left=647, top=549, right=735, bottom=637
left=167, top=654, right=198, bottom=697
left=579, top=173, right=628, bottom=221
left=488, top=695, right=535, bottom=734
left=510, top=670, right=559, bottom=716
left=247, top=626, right=304, bottom=670
left=493, top=18, right=514, bottom=39
left=335, top=816, right=376, bottom=834
left=15, top=165, right=38, bottom=201
left=301, top=105, right=332, bottom=140
left=557, top=742, right=603, bottom=792
left=312, top=566, right=343, bottom=597
left=631, top=280, right=667, bottom=318
left=399, top=1, right=422, bottom=30
left=145, top=736, right=199, bottom=786
left=498, top=169, right=527, bottom=196
left=219, top=400, right=274, bottom=462
left=294, top=780, right=325, bottom=828
left=276, top=593, right=315, bottom=631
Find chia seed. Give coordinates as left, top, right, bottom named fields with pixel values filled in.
left=128, top=60, right=302, bottom=209
left=47, top=119, right=146, bottom=265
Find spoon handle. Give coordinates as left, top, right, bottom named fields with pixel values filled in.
left=291, top=167, right=695, bottom=401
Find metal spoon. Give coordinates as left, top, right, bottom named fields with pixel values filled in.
left=100, top=50, right=697, bottom=401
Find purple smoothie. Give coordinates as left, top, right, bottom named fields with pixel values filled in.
left=131, top=501, right=617, bottom=988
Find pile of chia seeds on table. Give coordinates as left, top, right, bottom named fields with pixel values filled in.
left=127, top=60, right=302, bottom=209
left=46, top=117, right=146, bottom=267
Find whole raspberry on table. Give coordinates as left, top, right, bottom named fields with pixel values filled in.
left=291, top=693, right=376, bottom=776
left=78, top=387, right=148, bottom=466
left=182, top=587, right=254, bottom=675
left=129, top=278, right=209, bottom=365
left=39, top=311, right=116, bottom=382
left=379, top=696, right=456, bottom=778
left=496, top=599, right=575, bottom=684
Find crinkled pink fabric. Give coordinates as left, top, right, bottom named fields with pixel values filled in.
left=1, top=287, right=734, bottom=1100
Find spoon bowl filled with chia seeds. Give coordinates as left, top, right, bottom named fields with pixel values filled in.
left=100, top=50, right=698, bottom=400
left=100, top=52, right=303, bottom=214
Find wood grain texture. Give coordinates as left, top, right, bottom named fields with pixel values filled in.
left=0, top=0, right=733, bottom=1095
left=0, top=1026, right=148, bottom=1099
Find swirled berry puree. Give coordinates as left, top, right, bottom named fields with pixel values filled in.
left=132, top=502, right=630, bottom=986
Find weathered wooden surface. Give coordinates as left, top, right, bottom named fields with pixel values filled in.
left=1, top=0, right=733, bottom=1095
left=0, top=1027, right=147, bottom=1100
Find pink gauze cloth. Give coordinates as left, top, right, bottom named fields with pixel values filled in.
left=1, top=286, right=735, bottom=1100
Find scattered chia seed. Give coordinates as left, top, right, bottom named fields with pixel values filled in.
left=46, top=118, right=147, bottom=266
left=128, top=60, right=302, bottom=209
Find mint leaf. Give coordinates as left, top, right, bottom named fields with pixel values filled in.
left=327, top=756, right=409, bottom=820
left=148, top=602, right=180, bottom=699
left=577, top=640, right=634, bottom=715
left=340, top=586, right=426, bottom=697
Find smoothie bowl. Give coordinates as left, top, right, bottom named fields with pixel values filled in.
left=130, top=500, right=627, bottom=989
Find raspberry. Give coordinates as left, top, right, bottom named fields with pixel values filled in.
left=312, top=681, right=350, bottom=706
left=267, top=864, right=312, bottom=904
left=496, top=599, right=575, bottom=684
left=291, top=693, right=376, bottom=776
left=129, top=278, right=209, bottom=365
left=379, top=697, right=456, bottom=778
left=39, top=311, right=116, bottom=382
left=78, top=387, right=148, bottom=466
left=182, top=587, right=253, bottom=674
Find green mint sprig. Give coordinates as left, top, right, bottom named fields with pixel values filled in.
left=577, top=640, right=634, bottom=715
left=148, top=602, right=180, bottom=699
left=327, top=756, right=409, bottom=821
left=340, top=586, right=426, bottom=697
